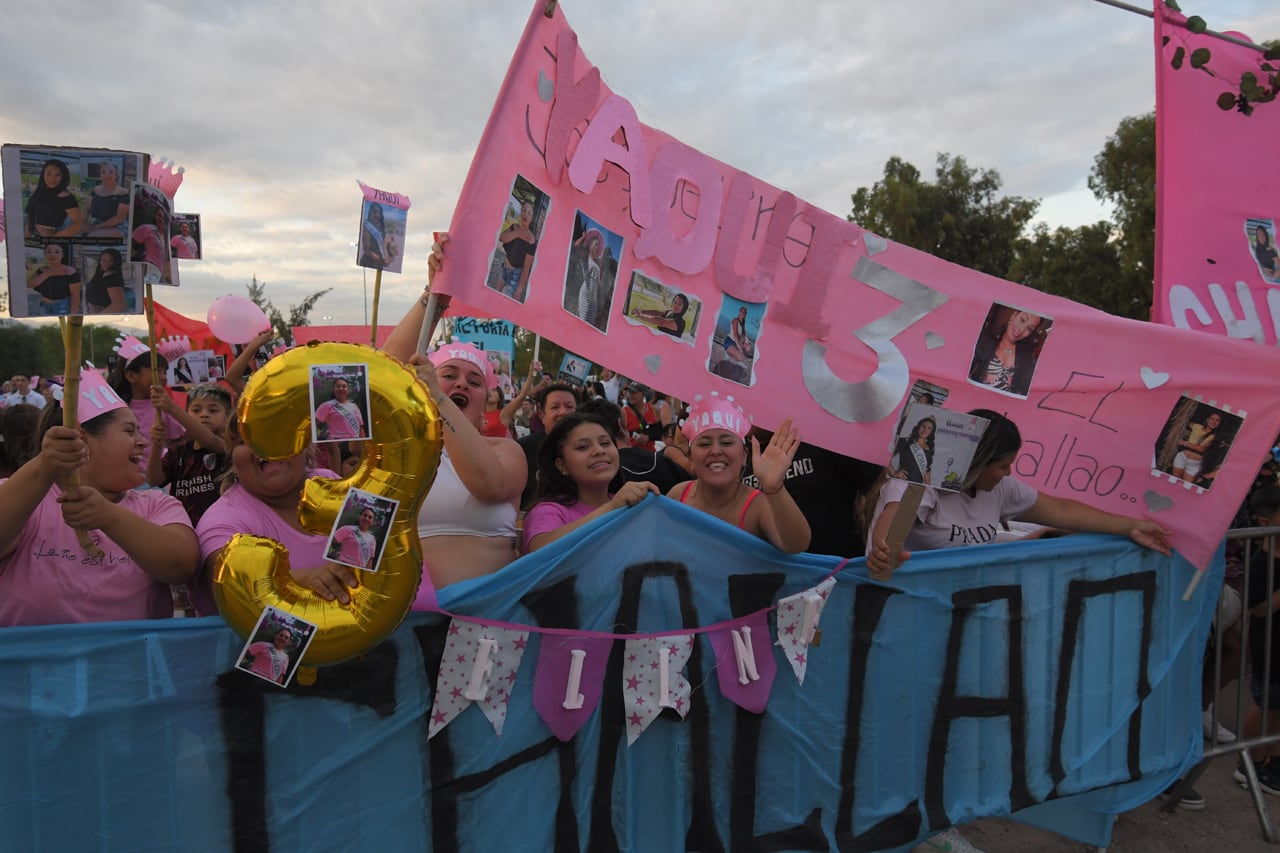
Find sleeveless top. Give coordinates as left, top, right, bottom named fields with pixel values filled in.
left=416, top=449, right=517, bottom=539
left=677, top=481, right=761, bottom=529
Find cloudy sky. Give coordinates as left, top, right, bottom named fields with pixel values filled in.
left=3, top=0, right=1278, bottom=333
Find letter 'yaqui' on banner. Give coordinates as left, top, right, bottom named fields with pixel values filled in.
left=1153, top=5, right=1280, bottom=343
left=432, top=0, right=1280, bottom=573
left=1, top=145, right=150, bottom=318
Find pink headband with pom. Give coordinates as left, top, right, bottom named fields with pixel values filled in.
left=429, top=341, right=496, bottom=389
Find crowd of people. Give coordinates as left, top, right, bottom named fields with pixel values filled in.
left=0, top=228, right=1273, bottom=851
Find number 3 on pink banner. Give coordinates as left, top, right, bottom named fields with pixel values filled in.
left=803, top=258, right=948, bottom=423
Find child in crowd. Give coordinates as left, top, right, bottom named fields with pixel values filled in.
left=108, top=338, right=182, bottom=477
left=146, top=384, right=232, bottom=524
left=1238, top=486, right=1280, bottom=794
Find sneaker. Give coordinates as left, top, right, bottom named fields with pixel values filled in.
left=913, top=826, right=987, bottom=853
left=1203, top=707, right=1237, bottom=743
left=1234, top=758, right=1280, bottom=796
left=1161, top=782, right=1206, bottom=810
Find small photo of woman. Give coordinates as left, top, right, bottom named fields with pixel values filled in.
left=1245, top=218, right=1280, bottom=284
left=485, top=174, right=550, bottom=304
left=24, top=242, right=79, bottom=317
left=1153, top=396, right=1245, bottom=491
left=356, top=201, right=407, bottom=274
left=624, top=270, right=702, bottom=345
left=310, top=364, right=372, bottom=444
left=83, top=159, right=131, bottom=240
left=967, top=303, right=1052, bottom=398
left=170, top=213, right=201, bottom=260
left=324, top=488, right=398, bottom=573
left=75, top=248, right=140, bottom=315
left=130, top=183, right=173, bottom=285
left=562, top=211, right=622, bottom=333
left=236, top=605, right=319, bottom=688
left=707, top=295, right=765, bottom=387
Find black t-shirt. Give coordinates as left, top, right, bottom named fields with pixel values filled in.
left=658, top=312, right=686, bottom=338
left=741, top=438, right=882, bottom=558
left=35, top=268, right=80, bottom=300
left=161, top=440, right=229, bottom=525
left=619, top=447, right=689, bottom=494
left=85, top=271, right=124, bottom=309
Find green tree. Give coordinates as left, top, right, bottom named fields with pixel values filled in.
left=848, top=153, right=1038, bottom=278
left=1087, top=112, right=1155, bottom=294
left=1010, top=222, right=1148, bottom=319
left=246, top=275, right=333, bottom=346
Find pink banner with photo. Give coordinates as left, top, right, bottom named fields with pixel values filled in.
left=1153, top=3, right=1280, bottom=342
left=433, top=0, right=1280, bottom=570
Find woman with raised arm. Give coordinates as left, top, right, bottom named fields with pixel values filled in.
left=664, top=395, right=810, bottom=553
left=383, top=234, right=527, bottom=598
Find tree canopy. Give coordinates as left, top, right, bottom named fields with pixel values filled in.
left=848, top=113, right=1156, bottom=321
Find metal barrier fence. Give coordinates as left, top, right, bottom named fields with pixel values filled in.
left=1173, top=525, right=1280, bottom=843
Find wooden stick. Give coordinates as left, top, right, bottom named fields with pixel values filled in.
left=145, top=283, right=158, bottom=378
left=882, top=483, right=925, bottom=573
left=1182, top=569, right=1205, bottom=601
left=415, top=291, right=447, bottom=356
left=60, top=316, right=104, bottom=557
left=543, top=0, right=557, bottom=17
left=369, top=267, right=383, bottom=348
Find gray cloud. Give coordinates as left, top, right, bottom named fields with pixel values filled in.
left=3, top=0, right=1278, bottom=329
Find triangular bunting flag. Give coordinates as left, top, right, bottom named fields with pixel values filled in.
left=428, top=620, right=530, bottom=738
left=775, top=577, right=836, bottom=684
left=621, top=634, right=694, bottom=745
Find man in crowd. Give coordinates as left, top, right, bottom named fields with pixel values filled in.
left=6, top=373, right=46, bottom=408
left=518, top=381, right=580, bottom=508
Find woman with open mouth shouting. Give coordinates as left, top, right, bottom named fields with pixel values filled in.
left=0, top=386, right=199, bottom=625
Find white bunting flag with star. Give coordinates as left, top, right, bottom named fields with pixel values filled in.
left=428, top=620, right=530, bottom=738
left=621, top=634, right=694, bottom=745
left=775, top=577, right=836, bottom=685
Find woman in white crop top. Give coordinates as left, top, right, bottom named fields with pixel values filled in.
left=383, top=234, right=527, bottom=597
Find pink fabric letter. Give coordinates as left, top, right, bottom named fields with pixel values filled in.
left=714, top=173, right=796, bottom=303
left=633, top=141, right=723, bottom=274
left=567, top=94, right=653, bottom=228
left=544, top=28, right=601, bottom=186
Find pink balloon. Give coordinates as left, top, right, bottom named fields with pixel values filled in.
left=207, top=295, right=270, bottom=344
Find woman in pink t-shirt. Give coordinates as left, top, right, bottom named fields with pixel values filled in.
left=330, top=508, right=378, bottom=570
left=196, top=415, right=354, bottom=612
left=522, top=412, right=658, bottom=553
left=0, top=401, right=199, bottom=626
left=242, top=628, right=293, bottom=684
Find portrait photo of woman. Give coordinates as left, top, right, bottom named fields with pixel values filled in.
left=889, top=415, right=936, bottom=485
left=73, top=248, right=129, bottom=315
left=26, top=242, right=80, bottom=316
left=83, top=160, right=131, bottom=239
left=967, top=303, right=1052, bottom=398
left=1154, top=396, right=1244, bottom=491
left=1246, top=218, right=1280, bottom=284
left=24, top=158, right=82, bottom=238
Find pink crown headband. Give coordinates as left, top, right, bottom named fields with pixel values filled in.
left=155, top=335, right=190, bottom=362
left=681, top=393, right=751, bottom=441
left=50, top=365, right=127, bottom=419
left=114, top=335, right=150, bottom=362
left=148, top=157, right=185, bottom=201
left=429, top=340, right=496, bottom=389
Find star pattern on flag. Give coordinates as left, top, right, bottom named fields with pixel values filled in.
left=775, top=577, right=836, bottom=685
left=621, top=634, right=694, bottom=745
left=428, top=619, right=531, bottom=739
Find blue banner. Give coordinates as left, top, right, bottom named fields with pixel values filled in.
left=0, top=498, right=1216, bottom=852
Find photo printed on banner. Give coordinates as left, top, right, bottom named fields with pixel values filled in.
left=2, top=145, right=147, bottom=317
left=623, top=270, right=700, bottom=346
left=76, top=246, right=141, bottom=316
left=168, top=350, right=212, bottom=389
left=557, top=353, right=592, bottom=387
left=310, top=363, right=371, bottom=444
left=707, top=294, right=765, bottom=387
left=170, top=213, right=202, bottom=260
left=1153, top=394, right=1245, bottom=492
left=235, top=606, right=318, bottom=688
left=563, top=210, right=621, bottom=334
left=484, top=174, right=550, bottom=303
left=324, top=487, right=399, bottom=573
left=967, top=302, right=1053, bottom=399
left=1245, top=217, right=1280, bottom=284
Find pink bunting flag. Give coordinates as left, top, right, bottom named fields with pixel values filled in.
left=709, top=610, right=777, bottom=713
left=532, top=634, right=613, bottom=742
left=428, top=620, right=530, bottom=738
left=621, top=634, right=694, bottom=746
left=775, top=577, right=836, bottom=685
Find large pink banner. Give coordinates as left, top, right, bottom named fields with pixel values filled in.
left=434, top=0, right=1280, bottom=570
left=1154, top=3, right=1280, bottom=341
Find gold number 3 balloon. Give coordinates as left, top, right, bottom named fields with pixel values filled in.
left=213, top=341, right=442, bottom=666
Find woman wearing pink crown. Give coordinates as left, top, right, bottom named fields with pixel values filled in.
left=0, top=372, right=199, bottom=626
left=666, top=394, right=811, bottom=553
left=384, top=248, right=527, bottom=599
